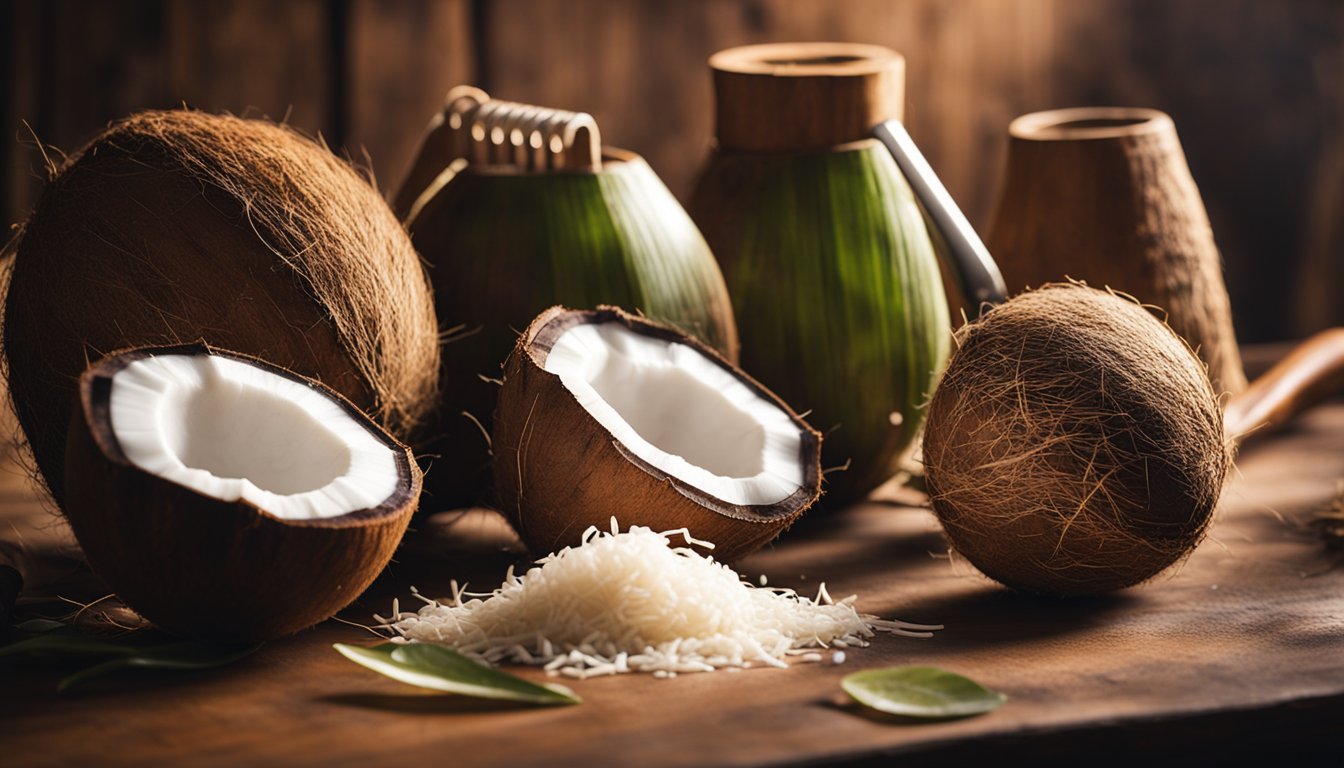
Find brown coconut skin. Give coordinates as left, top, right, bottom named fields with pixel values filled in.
left=923, top=284, right=1230, bottom=596
left=986, top=109, right=1246, bottom=396
left=64, top=344, right=420, bottom=642
left=492, top=306, right=822, bottom=563
left=4, top=110, right=439, bottom=504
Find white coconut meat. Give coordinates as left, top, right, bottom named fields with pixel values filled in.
left=108, top=354, right=401, bottom=519
left=542, top=322, right=804, bottom=506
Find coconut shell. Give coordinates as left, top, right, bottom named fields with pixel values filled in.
left=690, top=141, right=950, bottom=506
left=492, top=306, right=821, bottom=562
left=3, top=110, right=439, bottom=503
left=64, top=344, right=420, bottom=642
left=987, top=108, right=1246, bottom=395
left=923, top=284, right=1230, bottom=596
left=404, top=150, right=738, bottom=511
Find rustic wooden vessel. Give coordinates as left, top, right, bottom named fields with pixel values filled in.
left=987, top=107, right=1247, bottom=395
left=690, top=43, right=951, bottom=507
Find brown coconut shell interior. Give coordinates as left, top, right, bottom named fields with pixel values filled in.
left=493, top=305, right=822, bottom=562
left=64, top=343, right=420, bottom=641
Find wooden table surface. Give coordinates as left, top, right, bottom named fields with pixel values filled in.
left=3, top=370, right=1343, bottom=766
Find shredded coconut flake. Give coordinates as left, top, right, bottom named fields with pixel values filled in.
left=383, top=521, right=940, bottom=678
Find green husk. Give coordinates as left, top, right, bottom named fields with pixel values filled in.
left=406, top=152, right=738, bottom=509
left=691, top=140, right=950, bottom=505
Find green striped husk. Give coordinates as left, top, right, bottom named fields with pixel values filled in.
left=407, top=153, right=738, bottom=510
left=690, top=140, right=950, bottom=506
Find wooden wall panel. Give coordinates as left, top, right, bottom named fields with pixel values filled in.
left=1294, top=4, right=1344, bottom=337
left=346, top=0, right=475, bottom=198
left=3, top=0, right=334, bottom=228
left=480, top=0, right=1076, bottom=232
left=162, top=1, right=333, bottom=133
left=6, top=1, right=168, bottom=225
left=2, top=0, right=1340, bottom=339
left=481, top=0, right=1342, bottom=341
left=1055, top=0, right=1344, bottom=340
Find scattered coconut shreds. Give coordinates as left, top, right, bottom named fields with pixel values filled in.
left=380, top=520, right=940, bottom=679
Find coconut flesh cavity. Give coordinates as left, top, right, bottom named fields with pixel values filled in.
left=64, top=345, right=420, bottom=641
left=542, top=321, right=803, bottom=507
left=389, top=521, right=939, bottom=678
left=109, top=353, right=400, bottom=519
left=493, top=306, right=823, bottom=562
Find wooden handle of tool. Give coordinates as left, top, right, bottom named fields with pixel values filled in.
left=1224, top=328, right=1344, bottom=443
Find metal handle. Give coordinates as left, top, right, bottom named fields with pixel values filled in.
left=873, top=119, right=1007, bottom=313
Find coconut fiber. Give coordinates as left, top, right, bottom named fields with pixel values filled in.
left=923, top=283, right=1229, bottom=595
left=3, top=110, right=440, bottom=501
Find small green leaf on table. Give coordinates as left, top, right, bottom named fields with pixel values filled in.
left=55, top=641, right=262, bottom=692
left=335, top=642, right=580, bottom=706
left=2, top=620, right=262, bottom=692
left=842, top=666, right=1005, bottom=719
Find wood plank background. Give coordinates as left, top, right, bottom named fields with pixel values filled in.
left=3, top=0, right=1341, bottom=341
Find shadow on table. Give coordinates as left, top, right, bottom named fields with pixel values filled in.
left=891, top=587, right=1141, bottom=648
left=319, top=692, right=553, bottom=715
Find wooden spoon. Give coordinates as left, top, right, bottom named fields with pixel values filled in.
left=1224, top=327, right=1344, bottom=443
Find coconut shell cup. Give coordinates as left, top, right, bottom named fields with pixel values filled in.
left=64, top=343, right=421, bottom=642
left=492, top=306, right=822, bottom=563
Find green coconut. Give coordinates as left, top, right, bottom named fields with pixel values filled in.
left=404, top=149, right=739, bottom=510
left=690, top=141, right=950, bottom=506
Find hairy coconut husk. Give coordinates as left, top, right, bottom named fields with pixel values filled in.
left=405, top=150, right=738, bottom=511
left=987, top=108, right=1246, bottom=395
left=64, top=344, right=420, bottom=642
left=923, top=283, right=1230, bottom=595
left=492, top=306, right=820, bottom=562
left=3, top=110, right=439, bottom=502
left=691, top=141, right=950, bottom=506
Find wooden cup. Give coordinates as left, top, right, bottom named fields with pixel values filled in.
left=987, top=107, right=1247, bottom=395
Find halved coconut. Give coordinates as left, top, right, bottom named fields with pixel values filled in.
left=493, top=306, right=821, bottom=561
left=64, top=344, right=421, bottom=642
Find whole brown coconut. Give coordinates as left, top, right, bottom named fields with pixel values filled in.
left=3, top=111, right=439, bottom=501
left=923, top=284, right=1230, bottom=595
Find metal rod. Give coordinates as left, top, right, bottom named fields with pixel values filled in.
left=873, top=119, right=1007, bottom=313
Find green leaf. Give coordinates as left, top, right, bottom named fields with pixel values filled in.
left=57, top=642, right=262, bottom=692
left=335, top=642, right=580, bottom=706
left=842, top=666, right=1005, bottom=719
left=14, top=618, right=72, bottom=635
left=0, top=632, right=137, bottom=659
left=2, top=620, right=262, bottom=693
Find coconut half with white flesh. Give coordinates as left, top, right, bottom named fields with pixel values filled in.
left=64, top=344, right=421, bottom=642
left=493, top=306, right=822, bottom=562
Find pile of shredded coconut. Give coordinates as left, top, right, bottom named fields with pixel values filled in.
left=383, top=521, right=940, bottom=679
